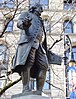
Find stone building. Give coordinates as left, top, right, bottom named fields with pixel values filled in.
left=0, top=0, right=76, bottom=99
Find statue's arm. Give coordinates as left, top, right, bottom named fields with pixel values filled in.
left=17, top=12, right=32, bottom=30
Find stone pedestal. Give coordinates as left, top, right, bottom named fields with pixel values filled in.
left=11, top=91, right=50, bottom=99
left=12, top=95, right=50, bottom=99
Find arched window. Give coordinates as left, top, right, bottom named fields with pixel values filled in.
left=63, top=20, right=73, bottom=34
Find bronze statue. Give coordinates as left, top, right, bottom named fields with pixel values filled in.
left=12, top=3, right=48, bottom=95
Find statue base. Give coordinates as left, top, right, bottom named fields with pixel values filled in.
left=12, top=95, right=50, bottom=99
left=11, top=91, right=50, bottom=99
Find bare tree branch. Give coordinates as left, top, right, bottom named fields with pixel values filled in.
left=48, top=38, right=62, bottom=50
left=0, top=77, right=21, bottom=96
left=0, top=0, right=26, bottom=38
left=0, top=76, right=5, bottom=78
left=46, top=80, right=64, bottom=92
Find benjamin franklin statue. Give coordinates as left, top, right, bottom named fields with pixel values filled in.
left=12, top=3, right=48, bottom=95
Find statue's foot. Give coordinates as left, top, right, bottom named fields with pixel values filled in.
left=22, top=84, right=32, bottom=93
left=35, top=90, right=42, bottom=95
left=22, top=90, right=32, bottom=95
left=22, top=89, right=32, bottom=93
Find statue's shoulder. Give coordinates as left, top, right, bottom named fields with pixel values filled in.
left=21, top=11, right=33, bottom=18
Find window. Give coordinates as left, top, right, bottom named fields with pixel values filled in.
left=63, top=20, right=73, bottom=33
left=0, top=0, right=14, bottom=9
left=0, top=79, right=6, bottom=89
left=0, top=44, right=9, bottom=70
left=0, top=0, right=3, bottom=8
left=64, top=0, right=76, bottom=10
left=44, top=19, right=51, bottom=33
left=30, top=0, right=39, bottom=6
left=40, top=0, right=49, bottom=9
left=4, top=0, right=15, bottom=8
left=29, top=0, right=49, bottom=9
left=43, top=69, right=51, bottom=90
left=4, top=15, right=14, bottom=33
left=66, top=47, right=76, bottom=61
left=5, top=20, right=14, bottom=32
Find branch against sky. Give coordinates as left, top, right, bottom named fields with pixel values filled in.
left=0, top=0, right=26, bottom=38
left=48, top=38, right=62, bottom=50
left=0, top=77, right=22, bottom=96
left=46, top=80, right=64, bottom=92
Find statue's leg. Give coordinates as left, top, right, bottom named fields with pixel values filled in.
left=21, top=47, right=36, bottom=92
left=35, top=45, right=48, bottom=95
left=21, top=68, right=30, bottom=92
left=36, top=69, right=46, bottom=95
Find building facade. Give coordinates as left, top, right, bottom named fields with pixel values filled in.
left=0, top=0, right=76, bottom=99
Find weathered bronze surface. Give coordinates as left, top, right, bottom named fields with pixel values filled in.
left=12, top=3, right=48, bottom=95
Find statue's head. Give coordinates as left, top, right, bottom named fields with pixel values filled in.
left=29, top=3, right=43, bottom=16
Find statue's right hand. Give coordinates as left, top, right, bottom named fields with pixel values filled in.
left=22, top=18, right=32, bottom=29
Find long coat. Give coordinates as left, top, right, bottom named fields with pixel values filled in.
left=12, top=11, right=47, bottom=73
